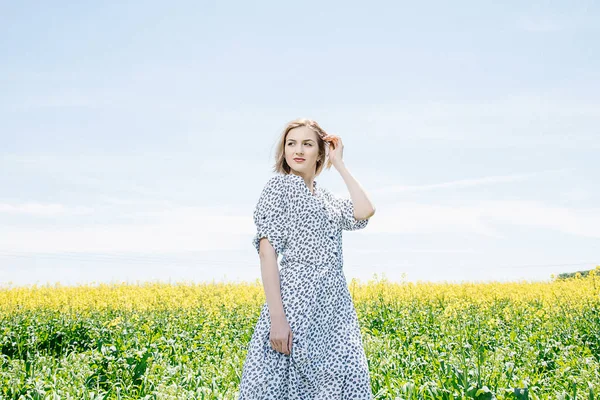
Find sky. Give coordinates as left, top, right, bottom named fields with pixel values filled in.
left=1, top=1, right=599, bottom=287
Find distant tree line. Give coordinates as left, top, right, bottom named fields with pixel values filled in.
left=556, top=266, right=599, bottom=280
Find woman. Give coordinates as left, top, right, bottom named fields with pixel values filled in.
left=238, top=118, right=376, bottom=399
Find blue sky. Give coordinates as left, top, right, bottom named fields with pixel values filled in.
left=1, top=1, right=599, bottom=286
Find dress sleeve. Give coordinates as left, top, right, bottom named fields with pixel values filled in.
left=252, top=176, right=289, bottom=255
left=334, top=196, right=370, bottom=231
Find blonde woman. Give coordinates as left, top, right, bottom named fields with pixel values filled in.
left=238, top=118, right=376, bottom=399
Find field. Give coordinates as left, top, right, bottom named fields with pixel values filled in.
left=1, top=268, right=599, bottom=400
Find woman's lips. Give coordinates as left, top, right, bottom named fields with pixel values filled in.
left=293, top=158, right=305, bottom=162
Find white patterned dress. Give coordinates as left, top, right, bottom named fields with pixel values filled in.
left=238, top=173, right=373, bottom=399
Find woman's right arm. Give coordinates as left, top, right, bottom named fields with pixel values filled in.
left=258, top=237, right=292, bottom=356
left=258, top=238, right=285, bottom=318
left=252, top=176, right=292, bottom=355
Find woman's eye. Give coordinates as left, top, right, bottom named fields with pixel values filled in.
left=287, top=142, right=312, bottom=146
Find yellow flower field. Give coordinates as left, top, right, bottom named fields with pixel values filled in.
left=1, top=267, right=599, bottom=399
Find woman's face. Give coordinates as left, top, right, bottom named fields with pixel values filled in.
left=284, top=126, right=321, bottom=176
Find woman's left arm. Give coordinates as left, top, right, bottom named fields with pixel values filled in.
left=327, top=136, right=376, bottom=220
left=334, top=160, right=376, bottom=220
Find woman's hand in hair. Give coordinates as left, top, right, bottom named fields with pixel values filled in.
left=326, top=135, right=343, bottom=168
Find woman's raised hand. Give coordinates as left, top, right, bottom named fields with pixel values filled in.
left=326, top=135, right=344, bottom=168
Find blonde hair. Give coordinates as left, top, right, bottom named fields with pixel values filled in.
left=273, top=118, right=339, bottom=175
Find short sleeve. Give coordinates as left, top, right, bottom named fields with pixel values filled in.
left=252, top=176, right=289, bottom=255
left=335, top=196, right=370, bottom=231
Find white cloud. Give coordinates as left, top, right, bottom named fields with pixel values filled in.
left=354, top=248, right=480, bottom=254
left=0, top=205, right=254, bottom=253
left=352, top=95, right=600, bottom=145
left=365, top=96, right=600, bottom=122
left=373, top=171, right=550, bottom=194
left=481, top=200, right=600, bottom=238
left=367, top=200, right=600, bottom=239
left=1, top=197, right=599, bottom=254
left=366, top=202, right=499, bottom=236
left=0, top=202, right=93, bottom=216
left=517, top=16, right=563, bottom=32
